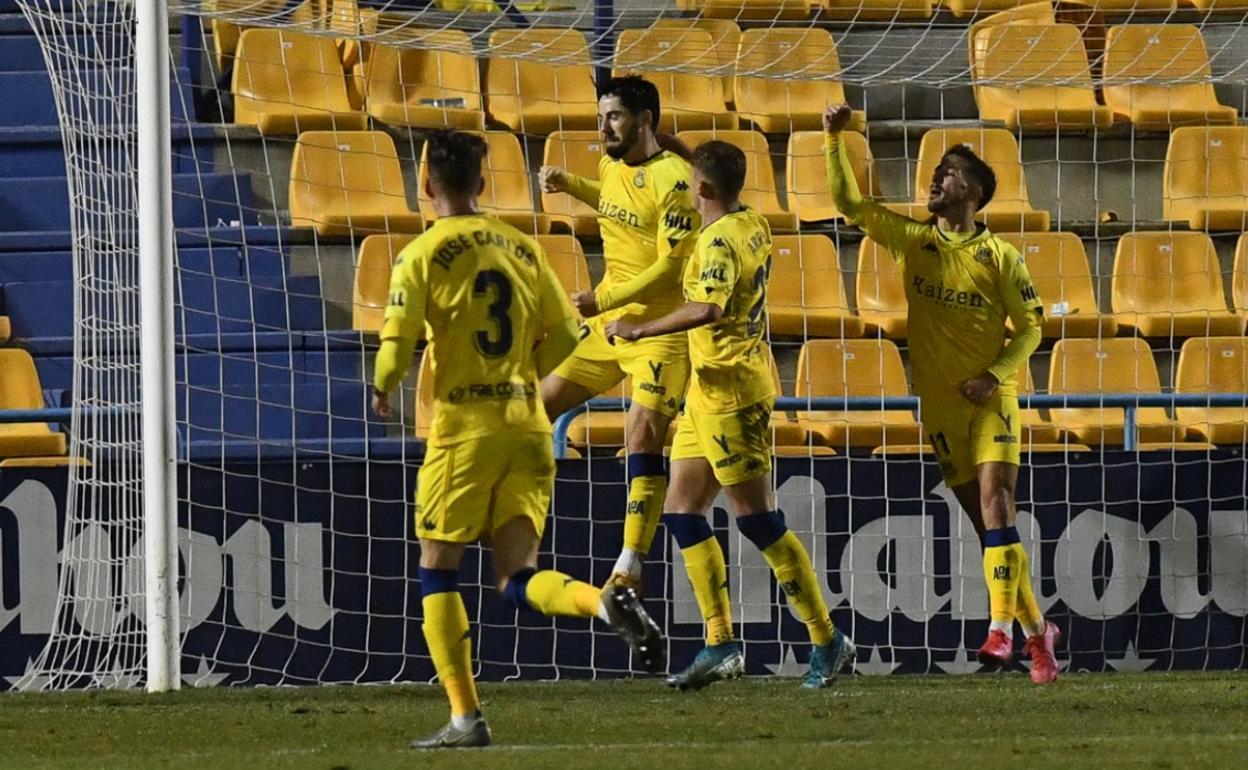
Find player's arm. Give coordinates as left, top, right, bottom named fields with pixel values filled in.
left=823, top=104, right=928, bottom=259
left=590, top=176, right=697, bottom=315
left=372, top=246, right=428, bottom=417
left=656, top=132, right=694, bottom=162
left=606, top=232, right=733, bottom=341
left=960, top=247, right=1045, bottom=404
left=534, top=256, right=579, bottom=379
left=539, top=162, right=601, bottom=209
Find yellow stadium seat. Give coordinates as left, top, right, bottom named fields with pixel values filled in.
left=1186, top=0, right=1248, bottom=10
left=678, top=129, right=795, bottom=232
left=486, top=29, right=598, bottom=134
left=786, top=131, right=879, bottom=225
left=823, top=0, right=933, bottom=20
left=795, top=339, right=923, bottom=449
left=353, top=234, right=416, bottom=333
left=542, top=131, right=603, bottom=237
left=652, top=19, right=740, bottom=109
left=1014, top=362, right=1063, bottom=446
left=1047, top=337, right=1184, bottom=446
left=289, top=130, right=423, bottom=236
left=330, top=0, right=380, bottom=70
left=1103, top=25, right=1237, bottom=131
left=418, top=131, right=550, bottom=234
left=1111, top=232, right=1244, bottom=338
left=733, top=28, right=864, bottom=135
left=232, top=29, right=366, bottom=135
left=999, top=232, right=1117, bottom=338
left=775, top=445, right=838, bottom=457
left=856, top=237, right=909, bottom=340
left=0, top=315, right=9, bottom=342
left=767, top=235, right=865, bottom=339
left=566, top=381, right=638, bottom=449
left=1234, top=234, right=1248, bottom=318
left=613, top=28, right=737, bottom=133
left=887, top=128, right=1051, bottom=232
left=0, top=349, right=66, bottom=458
left=945, top=0, right=1043, bottom=18
left=206, top=0, right=320, bottom=72
left=972, top=23, right=1114, bottom=132
left=1175, top=336, right=1248, bottom=445
left=697, top=0, right=814, bottom=20
left=1163, top=126, right=1248, bottom=231
left=535, top=234, right=593, bottom=295
left=364, top=34, right=485, bottom=130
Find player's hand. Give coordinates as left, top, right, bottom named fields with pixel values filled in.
left=571, top=290, right=601, bottom=318
left=959, top=373, right=998, bottom=405
left=372, top=388, right=392, bottom=419
left=822, top=103, right=854, bottom=134
left=656, top=132, right=694, bottom=162
left=539, top=165, right=569, bottom=194
left=604, top=319, right=643, bottom=343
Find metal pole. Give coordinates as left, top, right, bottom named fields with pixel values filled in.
left=137, top=0, right=180, bottom=693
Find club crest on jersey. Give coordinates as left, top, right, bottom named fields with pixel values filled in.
left=674, top=180, right=689, bottom=192
left=633, top=169, right=646, bottom=188
left=974, top=247, right=994, bottom=266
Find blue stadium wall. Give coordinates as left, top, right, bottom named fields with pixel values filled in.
left=0, top=453, right=1245, bottom=688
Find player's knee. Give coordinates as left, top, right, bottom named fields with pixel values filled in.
left=626, top=411, right=669, bottom=453
left=500, top=566, right=537, bottom=609
left=735, top=509, right=788, bottom=551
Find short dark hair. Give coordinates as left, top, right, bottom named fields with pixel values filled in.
left=943, top=144, right=996, bottom=210
left=425, top=129, right=487, bottom=197
left=692, top=140, right=747, bottom=201
left=598, top=75, right=660, bottom=131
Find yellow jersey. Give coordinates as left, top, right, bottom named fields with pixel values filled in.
left=575, top=150, right=700, bottom=322
left=684, top=208, right=777, bottom=413
left=851, top=202, right=1044, bottom=399
left=381, top=213, right=575, bottom=446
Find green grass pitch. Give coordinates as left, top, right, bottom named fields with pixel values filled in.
left=2, top=672, right=1246, bottom=769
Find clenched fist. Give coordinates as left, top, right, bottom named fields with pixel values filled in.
left=539, top=165, right=569, bottom=194
left=822, top=104, right=854, bottom=134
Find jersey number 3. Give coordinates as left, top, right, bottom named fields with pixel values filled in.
left=473, top=269, right=514, bottom=358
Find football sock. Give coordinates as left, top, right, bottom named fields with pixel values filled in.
left=420, top=568, right=479, bottom=718
left=617, top=453, right=667, bottom=577
left=738, top=511, right=835, bottom=646
left=664, top=513, right=733, bottom=646
left=983, top=527, right=1023, bottom=635
left=505, top=567, right=603, bottom=620
left=1014, top=544, right=1046, bottom=638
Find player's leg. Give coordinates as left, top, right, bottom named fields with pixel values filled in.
left=539, top=374, right=597, bottom=423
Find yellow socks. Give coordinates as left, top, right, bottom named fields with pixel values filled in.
left=512, top=569, right=602, bottom=618
left=1013, top=541, right=1046, bottom=638
left=983, top=527, right=1025, bottom=635
left=738, top=511, right=835, bottom=646
left=664, top=513, right=733, bottom=646
left=420, top=569, right=479, bottom=718
left=616, top=454, right=668, bottom=578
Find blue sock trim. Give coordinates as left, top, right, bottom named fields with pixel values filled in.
left=419, top=568, right=459, bottom=597
left=663, top=513, right=714, bottom=550
left=736, top=510, right=788, bottom=551
left=502, top=566, right=538, bottom=610
left=626, top=452, right=666, bottom=480
left=983, top=526, right=1021, bottom=548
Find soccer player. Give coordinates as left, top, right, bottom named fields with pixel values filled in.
left=605, top=141, right=856, bottom=691
left=539, top=76, right=699, bottom=596
left=374, top=130, right=665, bottom=750
left=821, top=104, right=1060, bottom=683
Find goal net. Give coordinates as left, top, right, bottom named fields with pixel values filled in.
left=3, top=0, right=1247, bottom=691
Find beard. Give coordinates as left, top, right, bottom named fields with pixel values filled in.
left=604, top=124, right=641, bottom=159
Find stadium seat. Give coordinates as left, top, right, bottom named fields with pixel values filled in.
left=823, top=0, right=933, bottom=20
left=1175, top=336, right=1248, bottom=445
left=999, top=232, right=1117, bottom=338
left=767, top=235, right=865, bottom=338
left=535, top=234, right=593, bottom=294
left=944, top=0, right=1041, bottom=18
left=613, top=28, right=736, bottom=133
left=1111, top=232, right=1244, bottom=338
left=205, top=0, right=319, bottom=71
left=0, top=315, right=9, bottom=342
left=1235, top=234, right=1248, bottom=318
left=1047, top=337, right=1185, bottom=446
left=1184, top=0, right=1248, bottom=10
left=565, top=380, right=633, bottom=449
left=417, top=131, right=550, bottom=234
left=733, top=28, right=864, bottom=134
left=486, top=29, right=598, bottom=134
left=1163, top=126, right=1248, bottom=231
left=786, top=131, right=879, bottom=225
left=795, top=339, right=922, bottom=449
left=232, top=29, right=367, bottom=136
left=330, top=0, right=380, bottom=71
left=353, top=234, right=416, bottom=333
left=542, top=131, right=604, bottom=236
left=971, top=23, right=1113, bottom=132
left=1014, top=362, right=1062, bottom=446
left=364, top=33, right=486, bottom=131
left=0, top=348, right=66, bottom=458
left=678, top=129, right=795, bottom=232
left=693, top=0, right=814, bottom=20
left=289, top=130, right=423, bottom=236
left=887, top=128, right=1051, bottom=232
left=651, top=18, right=741, bottom=108
left=855, top=237, right=909, bottom=340
left=1103, top=25, right=1237, bottom=132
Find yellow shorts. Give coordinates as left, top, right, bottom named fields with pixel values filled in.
left=551, top=316, right=689, bottom=418
left=415, top=433, right=555, bottom=544
left=922, top=392, right=1021, bottom=487
left=670, top=398, right=774, bottom=487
